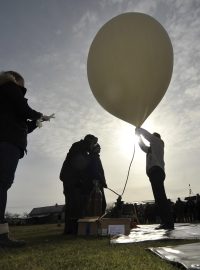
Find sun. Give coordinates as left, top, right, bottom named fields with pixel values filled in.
left=116, top=121, right=153, bottom=156
left=116, top=123, right=138, bottom=156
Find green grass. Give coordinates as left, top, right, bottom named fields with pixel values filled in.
left=0, top=224, right=198, bottom=270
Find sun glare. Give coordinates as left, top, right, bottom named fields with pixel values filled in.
left=116, top=124, right=137, bottom=156
left=116, top=121, right=154, bottom=156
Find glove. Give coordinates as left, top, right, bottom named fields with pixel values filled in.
left=36, top=119, right=43, bottom=128
left=36, top=113, right=55, bottom=128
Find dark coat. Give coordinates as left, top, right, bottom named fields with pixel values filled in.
left=87, top=153, right=107, bottom=212
left=60, top=140, right=91, bottom=188
left=88, top=153, right=107, bottom=188
left=0, top=74, right=42, bottom=156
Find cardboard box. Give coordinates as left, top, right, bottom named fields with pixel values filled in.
left=99, top=218, right=131, bottom=236
left=78, top=217, right=131, bottom=236
left=77, top=217, right=100, bottom=236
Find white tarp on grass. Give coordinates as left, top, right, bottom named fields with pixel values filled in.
left=149, top=242, right=200, bottom=270
left=110, top=223, right=200, bottom=244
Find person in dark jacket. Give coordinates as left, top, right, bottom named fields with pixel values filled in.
left=60, top=134, right=107, bottom=234
left=0, top=71, right=54, bottom=247
left=136, top=127, right=174, bottom=230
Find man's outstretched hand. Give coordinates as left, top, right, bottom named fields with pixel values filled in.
left=36, top=113, right=55, bottom=128
left=41, top=113, right=55, bottom=121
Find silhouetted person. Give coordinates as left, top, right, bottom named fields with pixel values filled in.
left=174, top=197, right=185, bottom=223
left=144, top=203, right=157, bottom=224
left=186, top=197, right=195, bottom=222
left=195, top=194, right=200, bottom=221
left=136, top=127, right=174, bottom=230
left=60, top=134, right=107, bottom=234
left=86, top=143, right=107, bottom=215
left=0, top=71, right=54, bottom=247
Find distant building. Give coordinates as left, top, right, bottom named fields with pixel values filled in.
left=29, top=204, right=65, bottom=224
left=142, top=200, right=155, bottom=204
left=185, top=194, right=199, bottom=201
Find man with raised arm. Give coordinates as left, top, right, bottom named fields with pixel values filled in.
left=136, top=127, right=174, bottom=230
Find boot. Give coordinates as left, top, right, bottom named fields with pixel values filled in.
left=155, top=223, right=174, bottom=230
left=0, top=223, right=26, bottom=248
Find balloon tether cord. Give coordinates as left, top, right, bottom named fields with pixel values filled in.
left=121, top=141, right=135, bottom=197
left=107, top=141, right=139, bottom=222
left=107, top=140, right=135, bottom=198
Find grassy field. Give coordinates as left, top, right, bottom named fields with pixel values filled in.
left=0, top=223, right=198, bottom=270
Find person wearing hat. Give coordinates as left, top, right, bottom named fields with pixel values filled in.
left=136, top=127, right=174, bottom=230
left=60, top=134, right=100, bottom=234
left=0, top=70, right=54, bottom=248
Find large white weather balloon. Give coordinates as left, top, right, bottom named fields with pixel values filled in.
left=87, top=13, right=173, bottom=127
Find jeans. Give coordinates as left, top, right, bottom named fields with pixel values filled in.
left=148, top=167, right=174, bottom=225
left=0, top=142, right=21, bottom=222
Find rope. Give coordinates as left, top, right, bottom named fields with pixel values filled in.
left=107, top=138, right=136, bottom=198
left=121, top=140, right=135, bottom=197
left=106, top=187, right=120, bottom=197
left=106, top=135, right=138, bottom=223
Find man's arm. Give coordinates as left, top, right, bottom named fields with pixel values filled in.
left=136, top=127, right=154, bottom=143
left=138, top=135, right=149, bottom=153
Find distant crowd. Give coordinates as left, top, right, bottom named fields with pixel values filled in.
left=134, top=194, right=200, bottom=224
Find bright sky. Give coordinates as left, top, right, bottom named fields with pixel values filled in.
left=1, top=0, right=200, bottom=215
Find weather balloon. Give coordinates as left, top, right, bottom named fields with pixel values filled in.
left=87, top=12, right=173, bottom=127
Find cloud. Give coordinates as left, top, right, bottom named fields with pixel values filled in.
left=72, top=10, right=98, bottom=38
left=26, top=1, right=200, bottom=206
left=2, top=0, right=200, bottom=214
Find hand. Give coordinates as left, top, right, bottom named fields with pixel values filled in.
left=101, top=180, right=107, bottom=188
left=36, top=119, right=43, bottom=128
left=41, top=113, right=55, bottom=122
left=135, top=127, right=140, bottom=135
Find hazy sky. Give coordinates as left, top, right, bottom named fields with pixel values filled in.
left=1, top=0, right=200, bottom=215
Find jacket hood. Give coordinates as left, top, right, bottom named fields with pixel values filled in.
left=0, top=72, right=27, bottom=95
left=0, top=72, right=17, bottom=86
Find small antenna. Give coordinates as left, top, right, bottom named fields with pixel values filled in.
left=189, top=184, right=193, bottom=196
